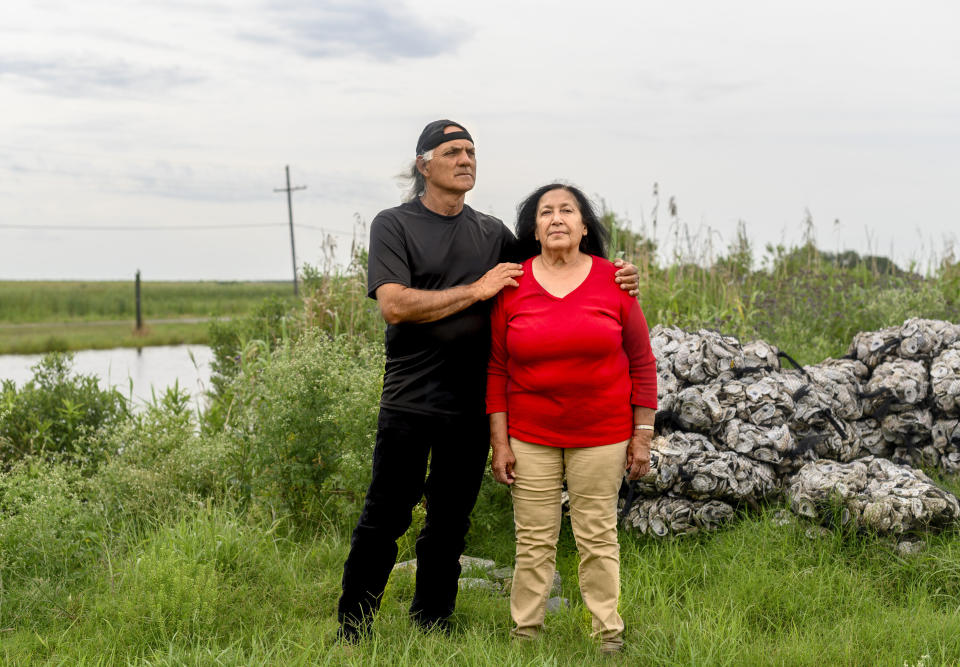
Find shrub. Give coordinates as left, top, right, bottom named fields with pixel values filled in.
left=91, top=388, right=236, bottom=524
left=226, top=331, right=382, bottom=528
left=0, top=353, right=129, bottom=465
left=0, top=459, right=106, bottom=626
left=0, top=459, right=103, bottom=575
left=207, top=297, right=295, bottom=389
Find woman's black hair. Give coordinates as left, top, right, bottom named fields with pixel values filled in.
left=514, top=183, right=610, bottom=260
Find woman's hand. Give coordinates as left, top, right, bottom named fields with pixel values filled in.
left=491, top=442, right=516, bottom=485
left=625, top=430, right=652, bottom=480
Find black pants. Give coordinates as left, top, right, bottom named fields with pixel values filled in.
left=337, top=406, right=489, bottom=631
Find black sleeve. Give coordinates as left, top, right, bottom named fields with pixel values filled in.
left=367, top=213, right=410, bottom=299
left=498, top=222, right=522, bottom=263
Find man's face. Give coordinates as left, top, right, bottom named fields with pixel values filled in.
left=419, top=126, right=476, bottom=195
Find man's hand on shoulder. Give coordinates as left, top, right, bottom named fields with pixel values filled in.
left=471, top=263, right=524, bottom=301
left=613, top=258, right=640, bottom=297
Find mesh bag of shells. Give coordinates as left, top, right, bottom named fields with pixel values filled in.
left=621, top=494, right=735, bottom=537
left=621, top=318, right=960, bottom=540
left=898, top=318, right=960, bottom=360
left=931, top=342, right=960, bottom=417
left=716, top=419, right=797, bottom=469
left=649, top=325, right=745, bottom=385
left=786, top=457, right=960, bottom=534
left=847, top=318, right=960, bottom=369
left=862, top=359, right=929, bottom=416
left=631, top=433, right=779, bottom=505
left=796, top=358, right=868, bottom=423
left=670, top=376, right=796, bottom=433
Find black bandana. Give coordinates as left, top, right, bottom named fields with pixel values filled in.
left=415, top=119, right=474, bottom=155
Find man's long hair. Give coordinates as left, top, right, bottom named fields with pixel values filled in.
left=400, top=161, right=427, bottom=202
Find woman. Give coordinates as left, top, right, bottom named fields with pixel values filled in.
left=486, top=183, right=657, bottom=654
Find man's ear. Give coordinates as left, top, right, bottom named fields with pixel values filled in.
left=416, top=156, right=429, bottom=177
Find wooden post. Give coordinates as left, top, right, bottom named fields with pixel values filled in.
left=135, top=269, right=142, bottom=331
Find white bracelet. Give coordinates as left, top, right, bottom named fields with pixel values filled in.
left=634, top=424, right=654, bottom=431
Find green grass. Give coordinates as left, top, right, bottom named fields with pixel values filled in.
left=0, top=320, right=212, bottom=355
left=0, top=280, right=297, bottom=324
left=4, top=503, right=960, bottom=665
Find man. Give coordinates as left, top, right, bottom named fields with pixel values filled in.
left=336, top=119, right=638, bottom=641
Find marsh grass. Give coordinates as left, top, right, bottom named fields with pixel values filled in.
left=0, top=320, right=213, bottom=355
left=0, top=281, right=297, bottom=324
left=0, top=280, right=297, bottom=354
left=631, top=247, right=959, bottom=365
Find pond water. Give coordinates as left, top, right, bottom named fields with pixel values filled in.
left=0, top=345, right=215, bottom=411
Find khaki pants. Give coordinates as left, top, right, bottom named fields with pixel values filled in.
left=509, top=437, right=627, bottom=643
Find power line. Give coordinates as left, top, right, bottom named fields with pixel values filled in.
left=297, top=224, right=365, bottom=237
left=0, top=222, right=364, bottom=236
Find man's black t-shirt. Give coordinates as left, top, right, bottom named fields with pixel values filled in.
left=367, top=198, right=517, bottom=416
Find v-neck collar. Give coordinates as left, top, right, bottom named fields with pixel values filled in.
left=529, top=254, right=595, bottom=301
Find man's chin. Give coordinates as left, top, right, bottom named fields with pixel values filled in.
left=454, top=178, right=476, bottom=192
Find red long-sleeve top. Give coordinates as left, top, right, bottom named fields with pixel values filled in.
left=486, top=255, right=658, bottom=447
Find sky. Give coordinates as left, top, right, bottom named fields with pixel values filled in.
left=1, top=0, right=958, bottom=281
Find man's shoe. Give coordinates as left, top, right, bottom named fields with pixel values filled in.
left=335, top=621, right=368, bottom=645
left=412, top=615, right=452, bottom=636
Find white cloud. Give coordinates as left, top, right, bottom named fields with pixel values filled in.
left=0, top=55, right=202, bottom=97
left=240, top=0, right=473, bottom=60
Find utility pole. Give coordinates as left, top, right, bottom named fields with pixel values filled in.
left=274, top=165, right=306, bottom=296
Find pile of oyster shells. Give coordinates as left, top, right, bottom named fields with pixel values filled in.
left=622, top=318, right=960, bottom=538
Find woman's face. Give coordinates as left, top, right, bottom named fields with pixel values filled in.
left=534, top=188, right=587, bottom=253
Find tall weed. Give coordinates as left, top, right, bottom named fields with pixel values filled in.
left=299, top=230, right=382, bottom=341
left=92, top=404, right=235, bottom=525
left=225, top=331, right=383, bottom=528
